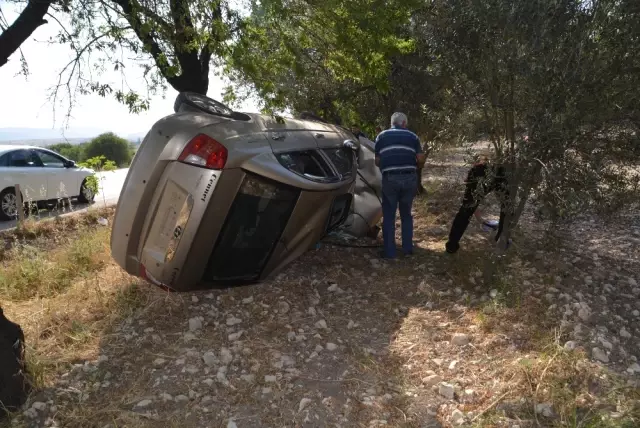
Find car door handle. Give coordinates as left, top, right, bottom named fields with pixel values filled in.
left=314, top=133, right=325, bottom=138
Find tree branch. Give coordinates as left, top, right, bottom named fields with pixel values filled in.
left=0, top=0, right=55, bottom=68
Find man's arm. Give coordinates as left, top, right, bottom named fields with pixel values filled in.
left=374, top=133, right=383, bottom=167
left=415, top=136, right=426, bottom=168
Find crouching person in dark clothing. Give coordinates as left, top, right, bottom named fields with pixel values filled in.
left=445, top=150, right=509, bottom=254
left=1, top=307, right=31, bottom=418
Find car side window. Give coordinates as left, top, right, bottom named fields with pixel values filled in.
left=0, top=153, right=8, bottom=167
left=8, top=150, right=40, bottom=167
left=35, top=150, right=66, bottom=168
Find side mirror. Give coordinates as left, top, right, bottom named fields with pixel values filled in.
left=343, top=139, right=358, bottom=151
left=65, top=160, right=76, bottom=168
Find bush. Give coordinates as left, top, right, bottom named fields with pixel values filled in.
left=83, top=132, right=134, bottom=167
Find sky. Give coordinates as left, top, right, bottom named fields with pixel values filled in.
left=0, top=4, right=260, bottom=139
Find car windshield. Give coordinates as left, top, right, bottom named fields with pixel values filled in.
left=322, top=147, right=354, bottom=177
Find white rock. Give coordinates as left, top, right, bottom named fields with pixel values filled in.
left=135, top=399, right=152, bottom=408
left=175, top=395, right=189, bottom=402
left=489, top=289, right=498, bottom=298
left=201, top=351, right=216, bottom=367
left=228, top=331, right=244, bottom=341
left=535, top=402, right=553, bottom=417
left=191, top=295, right=199, bottom=303
left=577, top=308, right=590, bottom=322
left=220, top=347, right=233, bottom=364
left=240, top=374, right=256, bottom=383
left=277, top=301, right=290, bottom=314
left=633, top=310, right=640, bottom=317
left=422, top=374, right=442, bottom=386
left=315, top=319, right=328, bottom=329
left=160, top=393, right=173, bottom=401
left=308, top=307, right=317, bottom=316
left=226, top=317, right=242, bottom=326
left=629, top=278, right=638, bottom=287
left=451, top=333, right=470, bottom=346
left=347, top=320, right=356, bottom=329
left=448, top=360, right=458, bottom=370
left=592, top=347, right=609, bottom=363
left=451, top=409, right=465, bottom=425
left=328, top=283, right=343, bottom=293
left=627, top=363, right=640, bottom=374
left=227, top=420, right=238, bottom=428
left=202, top=378, right=214, bottom=387
left=188, top=317, right=202, bottom=331
left=265, top=375, right=277, bottom=383
left=326, top=343, right=338, bottom=351
left=438, top=383, right=455, bottom=399
left=298, top=397, right=312, bottom=412
left=183, top=332, right=197, bottom=342
left=564, top=341, right=577, bottom=351
left=31, top=402, right=47, bottom=411
left=620, top=328, right=632, bottom=339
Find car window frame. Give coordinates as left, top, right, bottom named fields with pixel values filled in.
left=34, top=149, right=69, bottom=169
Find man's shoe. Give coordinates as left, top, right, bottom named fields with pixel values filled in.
left=445, top=241, right=459, bottom=254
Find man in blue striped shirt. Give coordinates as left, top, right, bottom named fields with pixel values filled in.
left=374, top=112, right=426, bottom=258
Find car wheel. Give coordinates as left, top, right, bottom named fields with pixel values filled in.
left=78, top=179, right=95, bottom=204
left=0, top=188, right=19, bottom=221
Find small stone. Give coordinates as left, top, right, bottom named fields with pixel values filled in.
left=175, top=395, right=189, bottom=402
left=160, top=393, right=173, bottom=401
left=220, top=347, right=233, bottom=364
left=422, top=374, right=442, bottom=386
left=226, top=317, right=242, bottom=326
left=438, top=383, right=455, bottom=399
left=489, top=289, right=498, bottom=298
left=347, top=320, right=355, bottom=329
left=627, top=363, right=640, bottom=374
left=448, top=360, right=458, bottom=370
left=315, top=320, right=328, bottom=329
left=592, top=347, right=609, bottom=363
left=265, top=375, right=277, bottom=383
left=629, top=278, right=638, bottom=287
left=227, top=420, right=238, bottom=428
left=633, top=310, right=640, bottom=317
left=451, top=333, right=470, bottom=346
left=188, top=318, right=202, bottom=331
left=135, top=399, right=152, bottom=408
left=564, top=341, right=577, bottom=351
left=31, top=402, right=47, bottom=411
left=451, top=409, right=465, bottom=425
left=97, top=355, right=109, bottom=364
left=578, top=308, right=590, bottom=322
left=326, top=343, right=338, bottom=351
left=308, top=307, right=317, bottom=316
left=299, top=397, right=312, bottom=412
left=228, top=331, right=244, bottom=341
left=203, top=351, right=217, bottom=367
left=240, top=374, right=255, bottom=383
left=242, top=296, right=254, bottom=304
left=620, top=328, right=632, bottom=339
left=328, top=283, right=342, bottom=293
left=191, top=295, right=199, bottom=303
left=277, top=301, right=290, bottom=314
left=535, top=402, right=554, bottom=417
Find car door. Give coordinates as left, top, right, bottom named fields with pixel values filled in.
left=33, top=149, right=78, bottom=199
left=1, top=149, right=48, bottom=202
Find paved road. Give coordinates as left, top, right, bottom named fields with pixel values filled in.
left=0, top=169, right=129, bottom=231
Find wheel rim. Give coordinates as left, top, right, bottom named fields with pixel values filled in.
left=1, top=193, right=18, bottom=217
left=82, top=185, right=94, bottom=201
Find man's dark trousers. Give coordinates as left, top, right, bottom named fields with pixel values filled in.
left=445, top=164, right=508, bottom=253
left=382, top=170, right=418, bottom=258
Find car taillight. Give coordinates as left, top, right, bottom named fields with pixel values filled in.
left=178, top=134, right=228, bottom=170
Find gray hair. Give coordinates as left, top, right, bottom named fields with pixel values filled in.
left=390, top=112, right=408, bottom=128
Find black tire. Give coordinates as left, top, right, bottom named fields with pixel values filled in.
left=78, top=179, right=95, bottom=204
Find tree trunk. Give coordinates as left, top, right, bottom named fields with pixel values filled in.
left=0, top=0, right=54, bottom=68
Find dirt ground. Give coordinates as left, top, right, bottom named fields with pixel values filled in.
left=3, top=147, right=639, bottom=428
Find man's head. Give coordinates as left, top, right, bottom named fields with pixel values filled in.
left=390, top=112, right=408, bottom=128
left=351, top=125, right=362, bottom=135
left=476, top=147, right=493, bottom=164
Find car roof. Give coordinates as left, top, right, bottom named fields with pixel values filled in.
left=0, top=145, right=43, bottom=155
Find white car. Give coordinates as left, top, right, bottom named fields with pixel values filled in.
left=0, top=145, right=96, bottom=220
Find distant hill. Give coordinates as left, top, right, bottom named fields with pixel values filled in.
left=0, top=128, right=146, bottom=146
